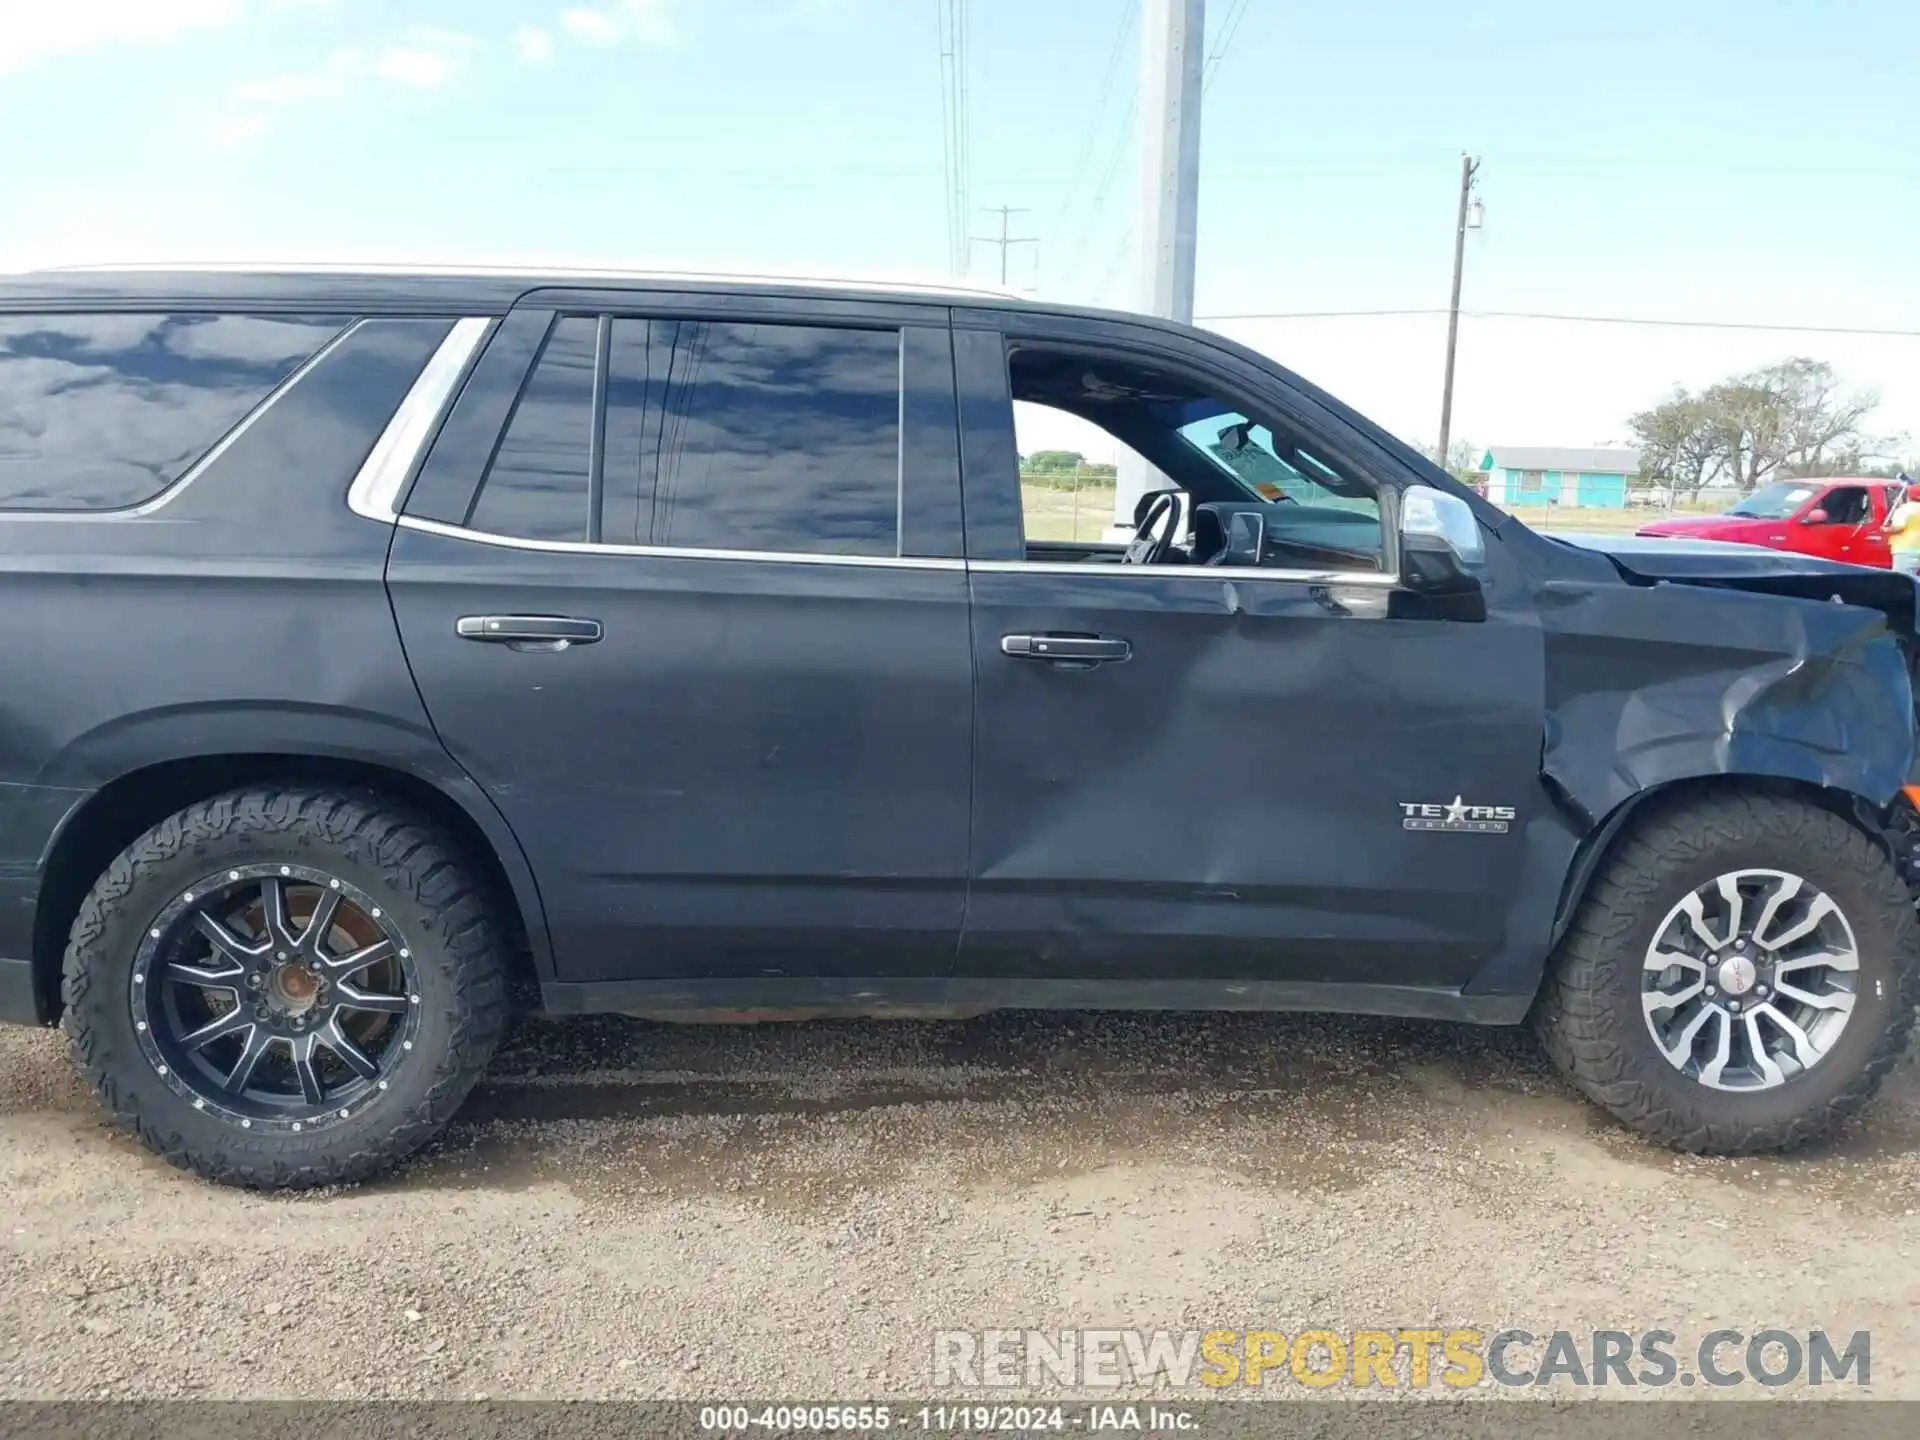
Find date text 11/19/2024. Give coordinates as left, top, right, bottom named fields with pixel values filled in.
left=700, top=1405, right=1197, bottom=1433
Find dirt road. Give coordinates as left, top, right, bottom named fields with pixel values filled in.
left=2, top=1009, right=1916, bottom=1400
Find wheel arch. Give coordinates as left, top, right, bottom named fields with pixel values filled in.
left=32, top=752, right=552, bottom=1024
left=1545, top=772, right=1907, bottom=956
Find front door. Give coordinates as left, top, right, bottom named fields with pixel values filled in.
left=1791, top=484, right=1874, bottom=564
left=388, top=298, right=973, bottom=982
left=949, top=316, right=1548, bottom=990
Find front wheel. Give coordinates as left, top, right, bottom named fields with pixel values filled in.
left=1535, top=792, right=1918, bottom=1153
left=62, top=787, right=508, bottom=1188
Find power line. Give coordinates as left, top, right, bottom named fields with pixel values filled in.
left=1200, top=0, right=1252, bottom=92
left=1195, top=307, right=1920, bottom=337
left=1059, top=92, right=1138, bottom=283
left=1050, top=0, right=1140, bottom=241
left=1090, top=224, right=1135, bottom=306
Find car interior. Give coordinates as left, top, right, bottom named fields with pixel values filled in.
left=1009, top=346, right=1387, bottom=574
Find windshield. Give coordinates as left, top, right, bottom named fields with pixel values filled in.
left=1173, top=411, right=1376, bottom=513
left=1726, top=482, right=1818, bottom=519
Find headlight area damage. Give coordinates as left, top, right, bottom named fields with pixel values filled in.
left=1535, top=532, right=1920, bottom=891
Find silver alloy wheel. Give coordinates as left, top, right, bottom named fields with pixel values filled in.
left=1641, top=868, right=1859, bottom=1092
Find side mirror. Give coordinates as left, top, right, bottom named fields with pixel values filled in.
left=1224, top=511, right=1265, bottom=565
left=1397, top=487, right=1486, bottom=619
left=1804, top=508, right=1830, bottom=525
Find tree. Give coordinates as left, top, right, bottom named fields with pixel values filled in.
left=1781, top=439, right=1916, bottom=480
left=1413, top=438, right=1483, bottom=486
left=1023, top=450, right=1087, bottom=473
left=1630, top=391, right=1722, bottom=498
left=1630, top=358, right=1880, bottom=495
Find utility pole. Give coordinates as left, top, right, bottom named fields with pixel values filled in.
left=1114, top=0, right=1206, bottom=533
left=1436, top=153, right=1482, bottom=468
left=970, top=206, right=1036, bottom=286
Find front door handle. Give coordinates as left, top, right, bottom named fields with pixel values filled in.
left=1001, top=633, right=1132, bottom=666
left=456, top=615, right=603, bottom=652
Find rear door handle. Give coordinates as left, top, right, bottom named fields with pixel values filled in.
left=1001, top=633, right=1131, bottom=665
left=456, top=615, right=603, bottom=651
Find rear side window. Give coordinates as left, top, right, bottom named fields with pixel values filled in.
left=603, top=319, right=901, bottom=556
left=468, top=316, right=599, bottom=542
left=460, top=314, right=903, bottom=556
left=0, top=312, right=346, bottom=510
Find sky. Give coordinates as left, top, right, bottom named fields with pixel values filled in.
left=1, top=0, right=1916, bottom=466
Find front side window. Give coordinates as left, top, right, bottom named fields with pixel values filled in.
left=603, top=319, right=901, bottom=557
left=0, top=312, right=346, bottom=510
left=1006, top=346, right=1383, bottom=571
left=1819, top=486, right=1870, bottom=524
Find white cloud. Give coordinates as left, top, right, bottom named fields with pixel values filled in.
left=205, top=112, right=271, bottom=149
left=560, top=8, right=624, bottom=43
left=515, top=27, right=556, bottom=63
left=557, top=0, right=674, bottom=49
left=0, top=0, right=245, bottom=72
left=236, top=46, right=361, bottom=104
left=375, top=44, right=464, bottom=89
left=218, top=28, right=475, bottom=144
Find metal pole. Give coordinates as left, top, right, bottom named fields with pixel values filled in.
left=1436, top=153, right=1480, bottom=466
left=1114, top=0, right=1206, bottom=533
left=969, top=206, right=1036, bottom=288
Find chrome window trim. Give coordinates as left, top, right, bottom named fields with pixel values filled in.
left=0, top=317, right=364, bottom=522
left=967, top=558, right=1400, bottom=587
left=395, top=515, right=967, bottom=571
left=394, top=514, right=1397, bottom=587
left=346, top=316, right=494, bottom=523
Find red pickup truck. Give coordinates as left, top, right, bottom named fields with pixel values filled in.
left=1637, top=477, right=1903, bottom=567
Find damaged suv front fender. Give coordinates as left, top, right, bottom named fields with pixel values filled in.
left=1537, top=574, right=1915, bottom=827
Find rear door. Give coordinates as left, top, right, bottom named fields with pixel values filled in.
left=387, top=291, right=973, bottom=984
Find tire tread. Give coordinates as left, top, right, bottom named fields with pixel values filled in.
left=60, top=785, right=508, bottom=1189
left=1535, top=791, right=1919, bottom=1153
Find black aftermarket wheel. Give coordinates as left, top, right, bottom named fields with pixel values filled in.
left=63, top=787, right=508, bottom=1188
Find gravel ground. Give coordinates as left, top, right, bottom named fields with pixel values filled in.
left=1, top=1008, right=1917, bottom=1401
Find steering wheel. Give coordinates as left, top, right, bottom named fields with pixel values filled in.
left=1123, top=491, right=1180, bottom=565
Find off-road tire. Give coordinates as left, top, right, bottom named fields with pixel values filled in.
left=1534, top=791, right=1918, bottom=1153
left=61, top=786, right=509, bottom=1188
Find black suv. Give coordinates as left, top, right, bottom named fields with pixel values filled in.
left=2, top=267, right=1915, bottom=1188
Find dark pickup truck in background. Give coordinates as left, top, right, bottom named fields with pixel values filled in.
left=0, top=266, right=1914, bottom=1188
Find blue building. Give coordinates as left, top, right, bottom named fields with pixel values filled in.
left=1479, top=446, right=1640, bottom=509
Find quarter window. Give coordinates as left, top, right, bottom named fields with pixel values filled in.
left=0, top=312, right=346, bottom=510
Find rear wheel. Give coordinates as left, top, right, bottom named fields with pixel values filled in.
left=62, top=787, right=508, bottom=1188
left=1535, top=792, right=1918, bottom=1152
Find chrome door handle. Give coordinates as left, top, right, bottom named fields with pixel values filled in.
left=456, top=615, right=603, bottom=651
left=1000, top=633, right=1131, bottom=665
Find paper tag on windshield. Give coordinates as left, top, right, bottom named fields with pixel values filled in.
left=1255, top=481, right=1286, bottom=500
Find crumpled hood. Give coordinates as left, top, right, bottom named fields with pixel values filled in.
left=1543, top=530, right=1920, bottom=641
